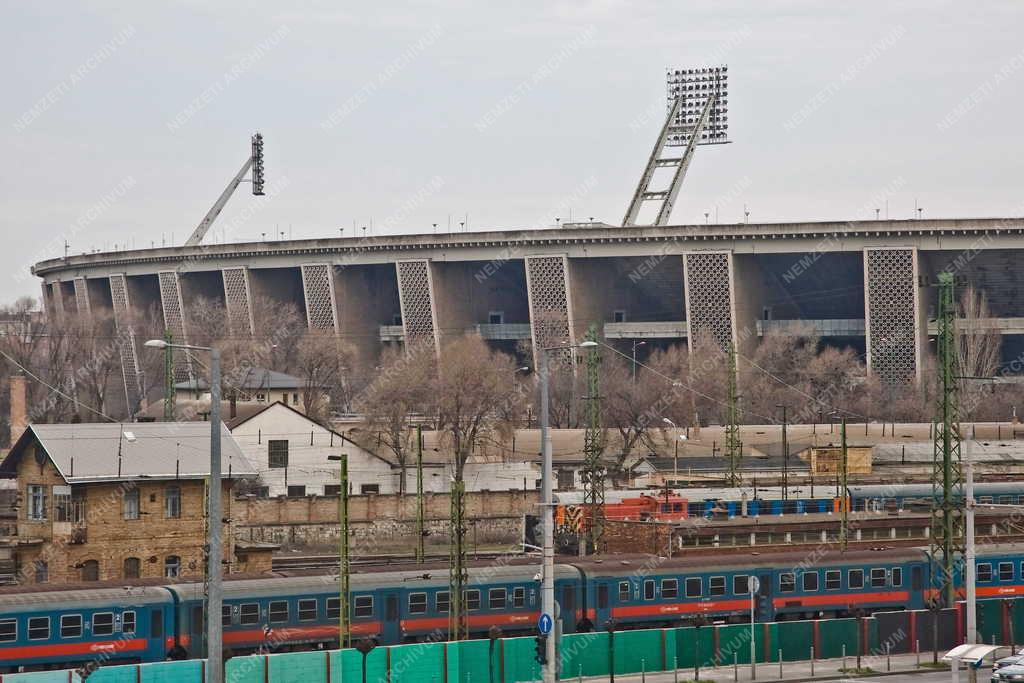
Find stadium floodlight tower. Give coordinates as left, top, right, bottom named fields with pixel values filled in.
left=184, top=132, right=266, bottom=247
left=622, top=66, right=730, bottom=227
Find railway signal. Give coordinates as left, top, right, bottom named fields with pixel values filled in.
left=534, top=633, right=548, bottom=665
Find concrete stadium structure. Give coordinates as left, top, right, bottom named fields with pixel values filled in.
left=32, top=216, right=1024, bottom=409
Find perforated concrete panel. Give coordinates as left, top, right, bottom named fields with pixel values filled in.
left=864, top=247, right=921, bottom=384
left=683, top=251, right=735, bottom=351
left=222, top=267, right=255, bottom=336
left=108, top=274, right=143, bottom=411
left=73, top=277, right=90, bottom=314
left=157, top=271, right=193, bottom=383
left=525, top=255, right=575, bottom=368
left=395, top=260, right=439, bottom=355
left=300, top=263, right=338, bottom=332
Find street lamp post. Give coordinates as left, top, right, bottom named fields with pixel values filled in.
left=631, top=340, right=646, bottom=382
left=776, top=405, right=789, bottom=502
left=144, top=340, right=223, bottom=683
left=539, top=340, right=596, bottom=683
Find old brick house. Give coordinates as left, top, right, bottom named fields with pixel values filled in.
left=0, top=421, right=270, bottom=584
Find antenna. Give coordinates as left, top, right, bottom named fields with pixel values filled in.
left=184, top=132, right=266, bottom=247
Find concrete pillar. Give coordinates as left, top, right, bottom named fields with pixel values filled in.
left=333, top=264, right=401, bottom=367
left=108, top=273, right=143, bottom=413
left=157, top=271, right=193, bottom=382
left=50, top=281, right=65, bottom=319
left=395, top=259, right=440, bottom=357
left=73, top=277, right=90, bottom=315
left=524, top=254, right=575, bottom=369
left=221, top=267, right=255, bottom=337
left=300, top=263, right=339, bottom=332
left=863, top=247, right=923, bottom=383
left=682, top=251, right=737, bottom=352
left=40, top=282, right=51, bottom=317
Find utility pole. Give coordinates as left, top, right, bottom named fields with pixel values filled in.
left=931, top=271, right=964, bottom=608
left=327, top=453, right=351, bottom=648
left=163, top=330, right=174, bottom=421
left=965, top=438, right=977, bottom=645
left=581, top=325, right=605, bottom=555
left=840, top=417, right=849, bottom=551
left=416, top=425, right=425, bottom=564
left=777, top=404, right=788, bottom=501
left=725, top=343, right=742, bottom=487
left=449, top=478, right=468, bottom=641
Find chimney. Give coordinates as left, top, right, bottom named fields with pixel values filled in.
left=9, top=374, right=27, bottom=446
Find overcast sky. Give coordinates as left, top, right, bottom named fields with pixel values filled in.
left=2, top=1, right=1022, bottom=301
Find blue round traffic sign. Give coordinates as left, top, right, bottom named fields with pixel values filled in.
left=538, top=613, right=553, bottom=635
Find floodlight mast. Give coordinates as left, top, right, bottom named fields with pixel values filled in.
left=184, top=132, right=266, bottom=247
left=622, top=67, right=729, bottom=227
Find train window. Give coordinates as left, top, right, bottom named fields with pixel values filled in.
left=618, top=582, right=630, bottom=602
left=93, top=612, right=114, bottom=636
left=849, top=570, right=864, bottom=589
left=240, top=603, right=260, bottom=625
left=28, top=616, right=49, bottom=641
left=513, top=587, right=525, bottom=608
left=0, top=618, right=15, bottom=643
left=892, top=568, right=903, bottom=587
left=222, top=605, right=232, bottom=627
left=269, top=601, right=289, bottom=624
left=1000, top=563, right=1014, bottom=581
left=561, top=586, right=575, bottom=612
left=465, top=590, right=481, bottom=611
left=123, top=611, right=136, bottom=635
left=685, top=577, right=702, bottom=598
left=779, top=573, right=795, bottom=593
left=1000, top=496, right=1013, bottom=505
left=409, top=593, right=427, bottom=614
left=354, top=596, right=374, bottom=618
left=662, top=579, right=679, bottom=599
left=802, top=572, right=818, bottom=592
left=60, top=614, right=83, bottom=639
left=826, top=570, right=841, bottom=590
left=151, top=610, right=163, bottom=638
left=326, top=598, right=340, bottom=619
left=1020, top=562, right=1024, bottom=581
left=597, top=585, right=609, bottom=609
left=980, top=496, right=994, bottom=504
left=489, top=588, right=507, bottom=609
left=299, top=599, right=318, bottom=622
left=710, top=577, right=726, bottom=596
left=870, top=568, right=886, bottom=587
left=734, top=575, right=749, bottom=595
left=643, top=580, right=655, bottom=600
left=977, top=563, right=992, bottom=582
left=436, top=592, right=450, bottom=614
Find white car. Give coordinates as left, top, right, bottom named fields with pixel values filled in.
left=996, top=656, right=1024, bottom=672
left=992, top=663, right=1024, bottom=683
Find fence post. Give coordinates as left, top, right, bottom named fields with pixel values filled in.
left=734, top=652, right=738, bottom=682
left=916, top=640, right=921, bottom=668
left=887, top=642, right=891, bottom=672
left=810, top=647, right=814, bottom=676
left=674, top=655, right=679, bottom=683
left=578, top=664, right=582, bottom=683
left=642, top=658, right=646, bottom=683
left=842, top=644, right=846, bottom=672
left=778, top=649, right=782, bottom=679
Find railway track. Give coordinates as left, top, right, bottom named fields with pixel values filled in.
left=272, top=550, right=524, bottom=572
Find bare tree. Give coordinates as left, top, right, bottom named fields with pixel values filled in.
left=66, top=310, right=122, bottom=418
left=361, top=346, right=433, bottom=493
left=292, top=331, right=355, bottom=422
left=957, top=284, right=1002, bottom=420
left=602, top=355, right=668, bottom=482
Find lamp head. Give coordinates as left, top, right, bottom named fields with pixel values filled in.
left=144, top=339, right=168, bottom=349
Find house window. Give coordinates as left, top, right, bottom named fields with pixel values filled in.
left=165, top=486, right=181, bottom=519
left=734, top=575, right=749, bottom=595
left=870, top=568, right=887, bottom=587
left=436, top=592, right=450, bottom=614
left=54, top=489, right=72, bottom=522
left=326, top=598, right=340, bottom=619
left=269, top=601, right=289, bottom=624
left=165, top=556, right=180, bottom=579
left=618, top=581, right=630, bottom=602
left=0, top=618, right=16, bottom=643
left=488, top=311, right=504, bottom=325
left=710, top=576, right=726, bottom=596
left=513, top=587, right=525, bottom=608
left=780, top=573, right=795, bottom=593
left=849, top=569, right=864, bottom=589
left=28, top=616, right=49, bottom=641
left=240, top=604, right=259, bottom=625
left=556, top=470, right=574, bottom=490
left=293, top=393, right=299, bottom=405
left=685, top=577, right=702, bottom=598
left=825, top=570, right=841, bottom=590
left=123, top=557, right=141, bottom=579
left=27, top=484, right=46, bottom=520
left=282, top=393, right=288, bottom=406
left=360, top=484, right=380, bottom=494
left=613, top=310, right=627, bottom=323
left=465, top=590, right=481, bottom=611
left=354, top=596, right=374, bottom=617
left=324, top=485, right=341, bottom=496
left=287, top=485, right=307, bottom=497
left=409, top=593, right=427, bottom=614
left=93, top=613, right=114, bottom=636
left=298, top=599, right=317, bottom=622
left=662, top=579, right=678, bottom=599
left=123, top=489, right=140, bottom=520
left=977, top=563, right=992, bottom=582
left=1000, top=562, right=1014, bottom=581
left=123, top=611, right=136, bottom=635
left=489, top=588, right=507, bottom=609
left=34, top=560, right=48, bottom=583
left=802, top=572, right=818, bottom=592
left=60, top=614, right=82, bottom=638
left=268, top=440, right=289, bottom=468
left=82, top=560, right=99, bottom=582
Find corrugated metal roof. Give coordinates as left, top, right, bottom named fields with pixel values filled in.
left=175, top=367, right=305, bottom=391
left=1, top=422, right=256, bottom=483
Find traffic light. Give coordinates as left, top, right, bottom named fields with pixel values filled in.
left=534, top=634, right=548, bottom=664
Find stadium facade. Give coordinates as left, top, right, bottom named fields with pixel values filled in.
left=32, top=216, right=1024, bottom=408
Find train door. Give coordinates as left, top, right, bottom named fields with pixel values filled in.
left=188, top=604, right=206, bottom=657
left=559, top=583, right=577, bottom=634
left=593, top=581, right=612, bottom=630
left=755, top=573, right=773, bottom=622
left=380, top=591, right=401, bottom=644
